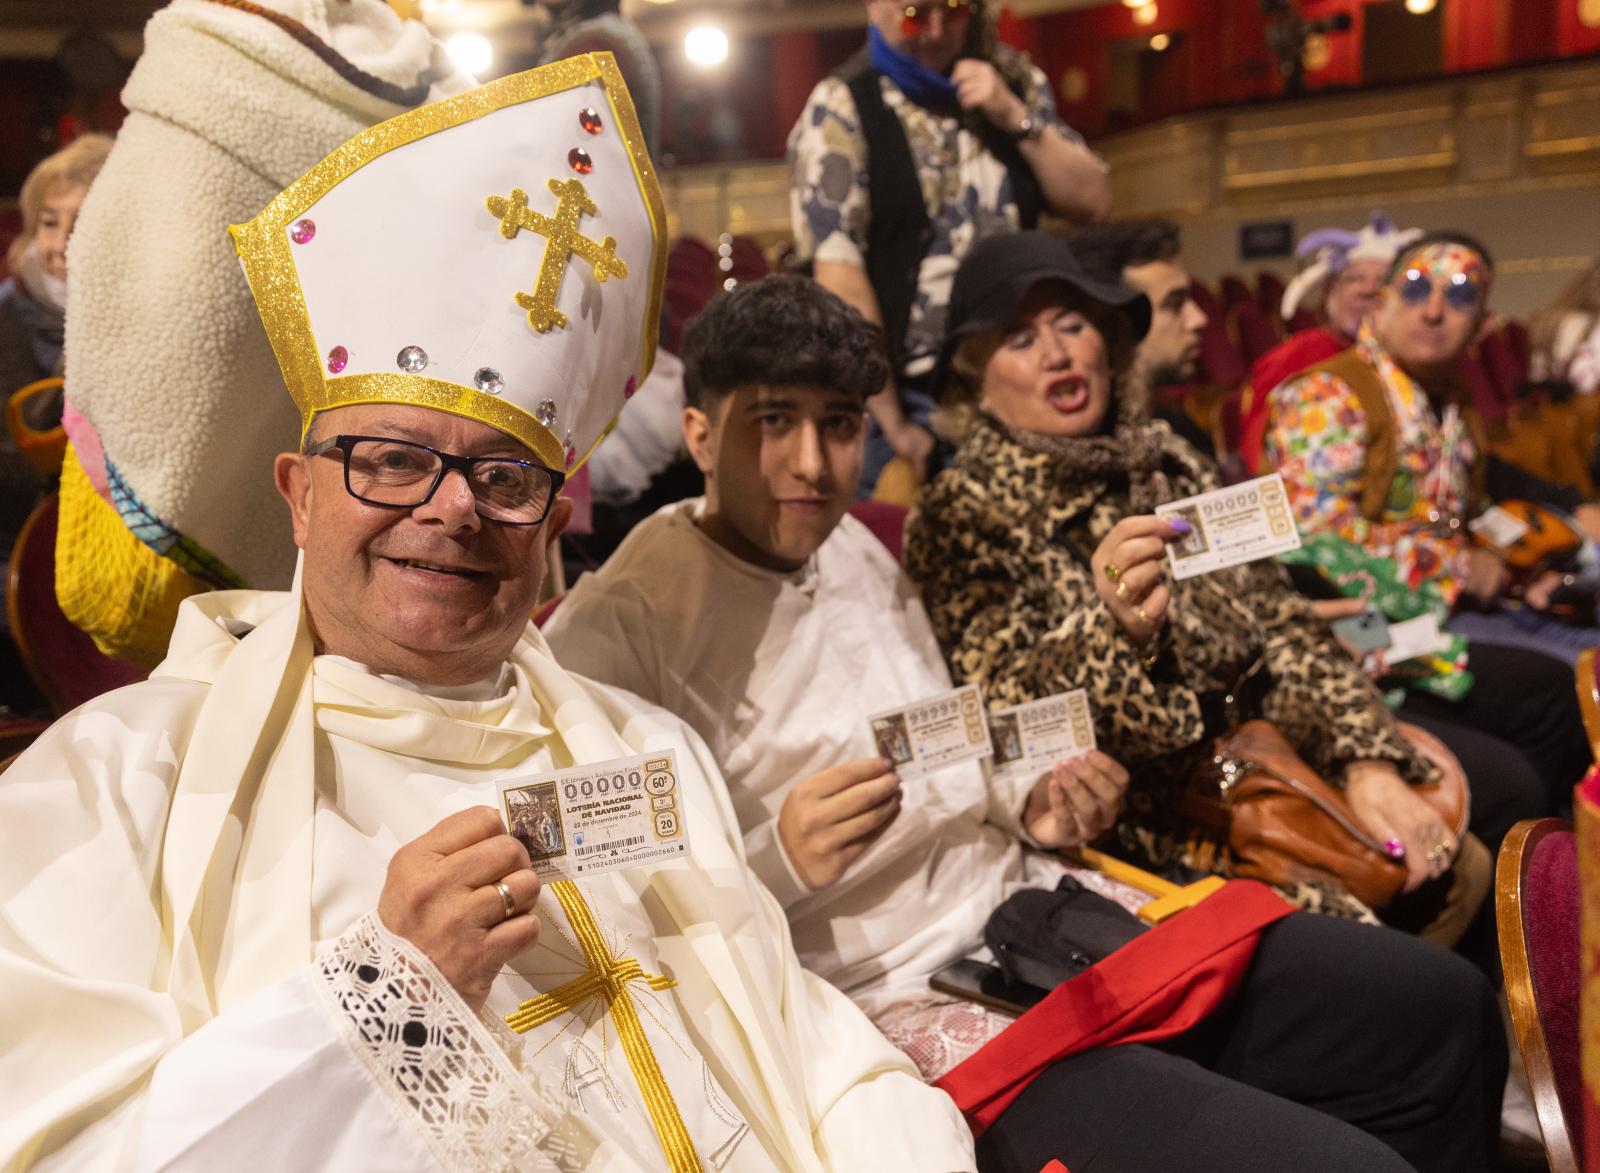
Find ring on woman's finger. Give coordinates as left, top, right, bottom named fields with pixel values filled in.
left=1104, top=561, right=1122, bottom=582
left=1135, top=606, right=1152, bottom=628
left=494, top=880, right=517, bottom=922
left=1115, top=580, right=1129, bottom=600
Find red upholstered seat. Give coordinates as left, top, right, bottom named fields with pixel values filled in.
left=7, top=494, right=146, bottom=716
left=1218, top=275, right=1252, bottom=313
left=1255, top=271, right=1287, bottom=319
left=848, top=500, right=907, bottom=564
left=727, top=235, right=770, bottom=284
left=1197, top=313, right=1244, bottom=387
left=1228, top=302, right=1283, bottom=368
left=1480, top=326, right=1529, bottom=408
left=1498, top=817, right=1583, bottom=1173
left=1285, top=307, right=1320, bottom=335
left=1188, top=279, right=1221, bottom=326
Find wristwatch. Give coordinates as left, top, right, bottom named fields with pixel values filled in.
left=1009, top=115, right=1044, bottom=143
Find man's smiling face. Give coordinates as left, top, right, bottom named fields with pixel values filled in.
left=275, top=402, right=569, bottom=684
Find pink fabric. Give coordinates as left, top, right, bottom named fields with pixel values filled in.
left=1526, top=827, right=1583, bottom=1158
left=60, top=404, right=111, bottom=499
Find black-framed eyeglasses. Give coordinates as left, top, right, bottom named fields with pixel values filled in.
left=307, top=434, right=566, bottom=526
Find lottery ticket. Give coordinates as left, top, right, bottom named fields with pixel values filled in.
left=867, top=683, right=993, bottom=778
left=988, top=689, right=1096, bottom=778
left=499, top=751, right=689, bottom=882
left=1156, top=473, right=1302, bottom=580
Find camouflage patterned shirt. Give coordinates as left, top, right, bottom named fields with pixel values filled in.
left=787, top=49, right=1093, bottom=378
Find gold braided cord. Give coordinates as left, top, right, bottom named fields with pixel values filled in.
left=505, top=882, right=700, bottom=1172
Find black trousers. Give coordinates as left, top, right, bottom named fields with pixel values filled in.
left=976, top=913, right=1505, bottom=1173
left=1395, top=639, right=1589, bottom=853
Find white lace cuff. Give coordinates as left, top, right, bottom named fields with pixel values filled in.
left=311, top=911, right=556, bottom=1172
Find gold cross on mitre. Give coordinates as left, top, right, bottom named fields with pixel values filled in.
left=507, top=880, right=701, bottom=1173
left=486, top=178, right=629, bottom=334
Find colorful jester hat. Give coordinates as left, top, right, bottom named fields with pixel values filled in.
left=1280, top=210, right=1423, bottom=321
left=230, top=52, right=664, bottom=476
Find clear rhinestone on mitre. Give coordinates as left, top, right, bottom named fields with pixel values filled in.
left=397, top=346, right=428, bottom=373
left=536, top=399, right=558, bottom=428
left=474, top=367, right=504, bottom=394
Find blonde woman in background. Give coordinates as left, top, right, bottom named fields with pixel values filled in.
left=1, top=133, right=113, bottom=395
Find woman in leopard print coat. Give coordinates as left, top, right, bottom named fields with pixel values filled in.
left=904, top=232, right=1486, bottom=933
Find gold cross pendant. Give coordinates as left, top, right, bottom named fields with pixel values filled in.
left=486, top=178, right=629, bottom=334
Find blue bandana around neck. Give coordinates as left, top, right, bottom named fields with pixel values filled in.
left=868, top=24, right=961, bottom=112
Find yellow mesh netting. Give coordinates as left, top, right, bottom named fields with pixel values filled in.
left=56, top=444, right=210, bottom=666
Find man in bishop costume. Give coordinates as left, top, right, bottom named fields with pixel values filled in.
left=0, top=56, right=975, bottom=1172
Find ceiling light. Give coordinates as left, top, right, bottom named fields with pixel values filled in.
left=1405, top=0, right=1437, bottom=11
left=1121, top=0, right=1147, bottom=7
left=1150, top=32, right=1171, bottom=51
left=684, top=25, right=729, bottom=68
left=1131, top=4, right=1158, bottom=27
left=445, top=32, right=491, bottom=77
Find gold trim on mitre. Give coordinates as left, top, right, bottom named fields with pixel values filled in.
left=228, top=53, right=665, bottom=474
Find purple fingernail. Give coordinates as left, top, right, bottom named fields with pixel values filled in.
left=1168, top=517, right=1192, bottom=535
left=1383, top=837, right=1406, bottom=861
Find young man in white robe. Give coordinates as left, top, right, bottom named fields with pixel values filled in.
left=0, top=60, right=976, bottom=1172
left=544, top=274, right=1507, bottom=1173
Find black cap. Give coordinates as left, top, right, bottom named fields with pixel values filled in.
left=932, top=231, right=1151, bottom=397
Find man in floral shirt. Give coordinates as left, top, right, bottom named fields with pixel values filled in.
left=1265, top=231, right=1600, bottom=663
left=787, top=0, right=1109, bottom=491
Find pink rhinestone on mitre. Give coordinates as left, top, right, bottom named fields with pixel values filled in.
left=326, top=345, right=348, bottom=373
left=290, top=219, right=316, bottom=244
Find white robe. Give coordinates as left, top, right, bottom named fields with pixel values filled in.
left=543, top=501, right=1039, bottom=1016
left=0, top=585, right=974, bottom=1172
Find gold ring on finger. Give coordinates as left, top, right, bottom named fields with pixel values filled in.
left=1136, top=606, right=1152, bottom=628
left=1116, top=580, right=1129, bottom=600
left=1104, top=562, right=1122, bottom=582
left=495, top=879, right=517, bottom=922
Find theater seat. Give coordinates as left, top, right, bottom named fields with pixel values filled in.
left=1496, top=817, right=1582, bottom=1173
left=1228, top=302, right=1282, bottom=368
left=849, top=500, right=907, bottom=563
left=7, top=494, right=147, bottom=715
left=1577, top=648, right=1600, bottom=763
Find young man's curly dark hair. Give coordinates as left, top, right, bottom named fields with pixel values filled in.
left=1067, top=220, right=1182, bottom=286
left=680, top=275, right=890, bottom=412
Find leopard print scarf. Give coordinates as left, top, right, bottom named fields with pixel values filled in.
left=994, top=418, right=1173, bottom=513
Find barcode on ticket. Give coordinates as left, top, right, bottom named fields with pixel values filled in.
left=577, top=835, right=645, bottom=857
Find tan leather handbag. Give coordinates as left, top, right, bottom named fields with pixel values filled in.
left=1184, top=719, right=1469, bottom=909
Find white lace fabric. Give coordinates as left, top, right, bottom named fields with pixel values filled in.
left=871, top=995, right=1015, bottom=1083
left=313, top=911, right=587, bottom=1172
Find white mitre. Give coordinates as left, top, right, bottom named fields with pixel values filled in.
left=230, top=52, right=664, bottom=474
